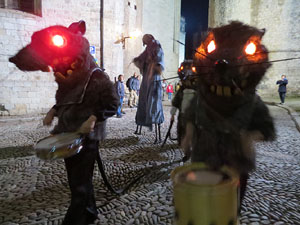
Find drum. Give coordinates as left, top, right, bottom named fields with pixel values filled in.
left=34, top=132, right=83, bottom=160
left=171, top=163, right=240, bottom=225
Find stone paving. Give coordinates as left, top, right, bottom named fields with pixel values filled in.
left=0, top=105, right=299, bottom=225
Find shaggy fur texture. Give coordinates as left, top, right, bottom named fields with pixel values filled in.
left=183, top=21, right=276, bottom=174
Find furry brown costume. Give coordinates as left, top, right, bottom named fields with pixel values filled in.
left=182, top=21, right=276, bottom=203
left=9, top=21, right=119, bottom=225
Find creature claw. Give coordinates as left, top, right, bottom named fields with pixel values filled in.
left=67, top=69, right=73, bottom=75
left=55, top=72, right=65, bottom=79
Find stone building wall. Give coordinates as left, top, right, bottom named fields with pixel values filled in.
left=102, top=0, right=182, bottom=82
left=0, top=0, right=101, bottom=115
left=208, top=0, right=300, bottom=97
left=179, top=16, right=186, bottom=65
left=102, top=0, right=143, bottom=81
left=142, top=0, right=182, bottom=79
left=1, top=0, right=182, bottom=115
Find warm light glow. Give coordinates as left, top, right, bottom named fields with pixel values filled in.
left=52, top=35, right=65, bottom=47
left=192, top=66, right=196, bottom=72
left=207, top=40, right=216, bottom=53
left=245, top=42, right=256, bottom=55
left=180, top=66, right=184, bottom=70
left=129, top=30, right=142, bottom=39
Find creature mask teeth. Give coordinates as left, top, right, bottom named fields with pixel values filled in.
left=210, top=85, right=216, bottom=93
left=67, top=70, right=73, bottom=75
left=55, top=72, right=65, bottom=79
left=52, top=59, right=59, bottom=65
left=71, top=61, right=77, bottom=69
left=63, top=57, right=71, bottom=63
left=234, top=88, right=243, bottom=95
left=216, top=85, right=223, bottom=96
left=241, top=80, right=247, bottom=88
left=223, top=86, right=231, bottom=97
left=41, top=66, right=51, bottom=72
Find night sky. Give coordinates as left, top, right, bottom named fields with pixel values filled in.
left=181, top=0, right=209, bottom=59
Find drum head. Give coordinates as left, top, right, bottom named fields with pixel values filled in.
left=35, top=132, right=83, bottom=160
left=183, top=169, right=226, bottom=185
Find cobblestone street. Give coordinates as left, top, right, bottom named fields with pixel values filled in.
left=0, top=105, right=299, bottom=225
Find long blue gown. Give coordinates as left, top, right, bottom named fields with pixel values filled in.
left=133, top=40, right=165, bottom=129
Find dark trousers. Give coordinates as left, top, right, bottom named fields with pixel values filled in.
left=117, top=97, right=124, bottom=116
left=239, top=173, right=249, bottom=214
left=62, top=138, right=99, bottom=225
left=279, top=92, right=286, bottom=103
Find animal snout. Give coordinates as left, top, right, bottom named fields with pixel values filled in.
left=215, top=59, right=228, bottom=74
left=9, top=56, right=17, bottom=64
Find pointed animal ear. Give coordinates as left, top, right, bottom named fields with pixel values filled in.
left=68, top=20, right=86, bottom=35
left=258, top=28, right=266, bottom=38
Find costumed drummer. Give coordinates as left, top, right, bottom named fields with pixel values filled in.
left=42, top=22, right=119, bottom=224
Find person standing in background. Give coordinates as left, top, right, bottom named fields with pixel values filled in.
left=276, top=75, right=288, bottom=104
left=116, top=74, right=125, bottom=118
left=166, top=83, right=174, bottom=101
left=129, top=72, right=139, bottom=108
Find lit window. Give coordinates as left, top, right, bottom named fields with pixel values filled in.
left=0, top=0, right=42, bottom=17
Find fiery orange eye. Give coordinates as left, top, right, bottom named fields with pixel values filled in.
left=192, top=66, right=196, bottom=72
left=245, top=42, right=256, bottom=55
left=207, top=40, right=216, bottom=53
left=52, top=35, right=65, bottom=47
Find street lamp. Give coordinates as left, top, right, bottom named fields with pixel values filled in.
left=114, top=30, right=142, bottom=49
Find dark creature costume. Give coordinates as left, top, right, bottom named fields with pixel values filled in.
left=9, top=21, right=119, bottom=225
left=182, top=21, right=276, bottom=204
left=133, top=34, right=165, bottom=143
left=171, top=60, right=199, bottom=148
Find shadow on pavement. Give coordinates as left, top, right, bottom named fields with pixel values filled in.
left=112, top=145, right=169, bottom=163
left=101, top=136, right=139, bottom=148
left=0, top=145, right=35, bottom=160
left=0, top=182, right=69, bottom=224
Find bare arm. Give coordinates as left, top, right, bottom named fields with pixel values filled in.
left=78, top=115, right=97, bottom=134
left=43, top=107, right=57, bottom=126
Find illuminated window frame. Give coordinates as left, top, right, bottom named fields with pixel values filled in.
left=0, top=0, right=42, bottom=17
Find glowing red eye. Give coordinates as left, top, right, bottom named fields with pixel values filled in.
left=52, top=35, right=65, bottom=47
left=245, top=42, right=256, bottom=55
left=207, top=40, right=216, bottom=53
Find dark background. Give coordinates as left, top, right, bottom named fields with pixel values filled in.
left=181, top=0, right=209, bottom=59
